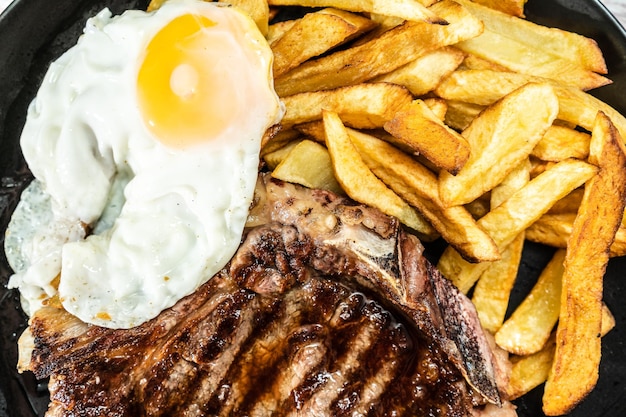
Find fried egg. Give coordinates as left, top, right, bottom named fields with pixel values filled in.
left=5, top=0, right=283, bottom=328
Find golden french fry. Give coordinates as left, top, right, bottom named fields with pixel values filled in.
left=293, top=121, right=326, bottom=143
left=472, top=160, right=530, bottom=333
left=348, top=13, right=405, bottom=47
left=218, top=0, right=270, bottom=35
left=443, top=100, right=485, bottom=131
left=461, top=52, right=512, bottom=71
left=464, top=194, right=490, bottom=219
left=271, top=139, right=343, bottom=194
left=146, top=0, right=165, bottom=11
left=435, top=69, right=545, bottom=106
left=260, top=128, right=300, bottom=155
left=436, top=70, right=626, bottom=142
left=270, top=8, right=376, bottom=77
left=348, top=128, right=499, bottom=262
left=263, top=139, right=302, bottom=170
left=281, top=83, right=414, bottom=129
left=543, top=111, right=626, bottom=416
left=457, top=0, right=606, bottom=74
left=526, top=213, right=626, bottom=258
left=384, top=99, right=471, bottom=175
left=554, top=85, right=626, bottom=141
left=496, top=249, right=565, bottom=355
left=422, top=97, right=448, bottom=121
left=508, top=304, right=616, bottom=401
left=373, top=46, right=465, bottom=96
left=267, top=0, right=446, bottom=24
left=508, top=335, right=556, bottom=400
left=490, top=158, right=531, bottom=208
left=274, top=1, right=483, bottom=96
left=322, top=110, right=437, bottom=238
left=439, top=83, right=559, bottom=207
left=267, top=19, right=297, bottom=44
left=455, top=29, right=610, bottom=90
left=470, top=0, right=527, bottom=17
left=472, top=233, right=524, bottom=333
left=601, top=303, right=617, bottom=335
left=438, top=158, right=597, bottom=293
left=532, top=124, right=590, bottom=162
left=547, top=188, right=585, bottom=214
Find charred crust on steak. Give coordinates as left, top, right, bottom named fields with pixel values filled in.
left=21, top=175, right=505, bottom=416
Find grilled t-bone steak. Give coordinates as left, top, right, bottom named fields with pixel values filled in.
left=19, top=175, right=509, bottom=416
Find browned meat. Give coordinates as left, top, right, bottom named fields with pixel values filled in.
left=21, top=175, right=506, bottom=416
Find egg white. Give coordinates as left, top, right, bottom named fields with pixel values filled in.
left=6, top=0, right=283, bottom=328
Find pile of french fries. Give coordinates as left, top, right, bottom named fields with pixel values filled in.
left=151, top=0, right=626, bottom=414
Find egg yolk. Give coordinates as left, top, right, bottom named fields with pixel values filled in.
left=137, top=13, right=238, bottom=148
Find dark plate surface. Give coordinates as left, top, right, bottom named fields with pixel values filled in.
left=1, top=0, right=625, bottom=416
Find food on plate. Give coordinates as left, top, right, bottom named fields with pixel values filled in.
left=4, top=0, right=283, bottom=329
left=259, top=1, right=626, bottom=415
left=269, top=139, right=344, bottom=194
left=542, top=111, right=626, bottom=415
left=272, top=1, right=483, bottom=96
left=438, top=82, right=558, bottom=207
left=383, top=98, right=471, bottom=175
left=269, top=7, right=377, bottom=78
left=323, top=110, right=437, bottom=238
left=5, top=0, right=626, bottom=416
left=19, top=176, right=506, bottom=416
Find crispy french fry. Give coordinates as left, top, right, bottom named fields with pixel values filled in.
left=532, top=124, right=590, bottom=162
left=526, top=213, right=626, bottom=258
left=496, top=249, right=565, bottom=355
left=293, top=121, right=326, bottom=143
left=348, top=128, right=499, bottom=262
left=281, top=83, right=414, bottom=129
left=274, top=1, right=483, bottom=96
left=423, top=98, right=448, bottom=121
left=547, top=189, right=585, bottom=215
left=271, top=139, right=343, bottom=194
left=455, top=29, right=610, bottom=90
left=507, top=303, right=616, bottom=401
left=465, top=194, right=490, bottom=219
left=443, top=100, right=485, bottom=131
left=218, top=0, right=270, bottom=35
left=263, top=139, right=302, bottom=169
left=322, top=110, right=437, bottom=238
left=438, top=158, right=597, bottom=293
left=435, top=69, right=545, bottom=106
left=147, top=0, right=166, bottom=12
left=601, top=303, right=617, bottom=335
left=261, top=128, right=301, bottom=155
left=470, top=0, right=527, bottom=17
left=267, top=0, right=446, bottom=24
left=554, top=85, right=626, bottom=141
left=270, top=8, right=376, bottom=77
left=508, top=335, right=556, bottom=400
left=457, top=0, right=606, bottom=74
left=373, top=46, right=465, bottom=96
left=267, top=19, right=297, bottom=44
left=472, top=160, right=530, bottom=333
left=461, top=52, right=512, bottom=71
left=436, top=69, right=626, bottom=142
left=439, top=83, right=558, bottom=207
left=472, top=233, right=524, bottom=333
left=384, top=99, right=471, bottom=175
left=543, top=111, right=626, bottom=416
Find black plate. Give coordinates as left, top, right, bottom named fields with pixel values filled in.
left=1, top=1, right=626, bottom=416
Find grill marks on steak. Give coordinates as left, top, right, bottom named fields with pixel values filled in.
left=22, top=176, right=503, bottom=416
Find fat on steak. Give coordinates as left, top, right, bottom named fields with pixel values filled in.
left=19, top=175, right=510, bottom=416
